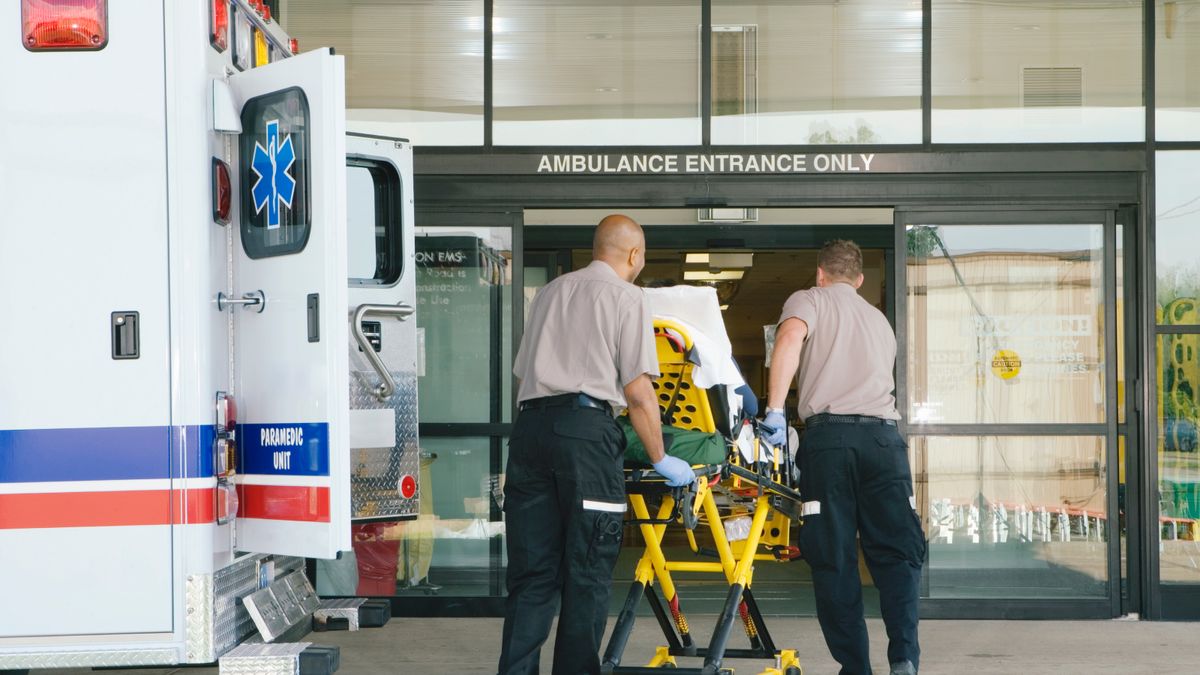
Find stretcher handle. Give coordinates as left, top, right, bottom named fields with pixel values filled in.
left=351, top=303, right=415, bottom=400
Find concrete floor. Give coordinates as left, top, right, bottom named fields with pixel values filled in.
left=43, top=616, right=1200, bottom=675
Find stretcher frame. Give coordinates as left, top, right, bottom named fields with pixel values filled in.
left=601, top=320, right=805, bottom=675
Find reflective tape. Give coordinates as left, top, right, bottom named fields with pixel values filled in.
left=801, top=501, right=821, bottom=516
left=582, top=499, right=627, bottom=513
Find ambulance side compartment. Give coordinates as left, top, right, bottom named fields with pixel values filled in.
left=0, top=0, right=176, bottom=646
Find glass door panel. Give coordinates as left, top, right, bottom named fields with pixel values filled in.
left=902, top=211, right=1120, bottom=614
left=906, top=224, right=1106, bottom=425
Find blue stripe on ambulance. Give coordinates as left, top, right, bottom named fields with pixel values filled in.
left=0, top=425, right=217, bottom=482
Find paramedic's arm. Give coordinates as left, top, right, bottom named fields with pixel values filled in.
left=767, top=318, right=809, bottom=410
left=625, top=375, right=666, bottom=463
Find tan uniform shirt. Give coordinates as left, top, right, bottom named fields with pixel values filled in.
left=778, top=282, right=900, bottom=421
left=514, top=261, right=658, bottom=411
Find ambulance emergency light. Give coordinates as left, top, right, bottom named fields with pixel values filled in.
left=22, top=0, right=107, bottom=51
left=210, top=0, right=229, bottom=52
left=233, top=6, right=253, bottom=70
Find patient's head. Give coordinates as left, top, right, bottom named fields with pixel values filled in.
left=816, top=239, right=864, bottom=289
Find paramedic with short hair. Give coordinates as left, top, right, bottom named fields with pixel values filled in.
left=763, top=239, right=925, bottom=675
left=498, top=214, right=694, bottom=675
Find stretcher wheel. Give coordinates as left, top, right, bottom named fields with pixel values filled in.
left=785, top=667, right=802, bottom=675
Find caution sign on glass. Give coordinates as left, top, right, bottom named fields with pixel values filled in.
left=991, top=349, right=1022, bottom=381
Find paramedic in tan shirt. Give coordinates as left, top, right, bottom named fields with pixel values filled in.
left=498, top=215, right=694, bottom=675
left=764, top=240, right=925, bottom=675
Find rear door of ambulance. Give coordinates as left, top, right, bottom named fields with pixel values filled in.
left=226, top=47, right=351, bottom=558
left=345, top=134, right=421, bottom=522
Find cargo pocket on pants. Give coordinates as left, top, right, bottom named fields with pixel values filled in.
left=582, top=500, right=626, bottom=582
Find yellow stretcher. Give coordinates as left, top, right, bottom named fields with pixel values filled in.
left=601, top=319, right=806, bottom=675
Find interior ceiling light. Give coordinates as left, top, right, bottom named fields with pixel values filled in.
left=685, top=253, right=710, bottom=264
left=595, top=87, right=619, bottom=92
left=719, top=304, right=729, bottom=311
left=684, top=270, right=744, bottom=282
left=708, top=252, right=754, bottom=269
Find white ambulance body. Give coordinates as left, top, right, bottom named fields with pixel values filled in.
left=0, top=1, right=419, bottom=668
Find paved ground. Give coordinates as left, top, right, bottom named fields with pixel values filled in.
left=43, top=616, right=1200, bottom=674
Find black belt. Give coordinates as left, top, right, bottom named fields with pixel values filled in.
left=519, top=393, right=611, bottom=414
left=805, top=413, right=897, bottom=427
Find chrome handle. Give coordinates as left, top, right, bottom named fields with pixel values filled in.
left=217, top=290, right=266, bottom=313
left=351, top=303, right=415, bottom=400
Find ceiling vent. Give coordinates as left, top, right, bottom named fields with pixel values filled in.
left=697, top=208, right=759, bottom=223
left=1021, top=67, right=1083, bottom=107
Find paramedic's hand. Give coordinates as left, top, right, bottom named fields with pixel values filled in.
left=653, top=455, right=695, bottom=487
left=762, top=410, right=787, bottom=448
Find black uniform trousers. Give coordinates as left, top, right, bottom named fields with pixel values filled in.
left=498, top=399, right=627, bottom=675
left=797, top=419, right=926, bottom=675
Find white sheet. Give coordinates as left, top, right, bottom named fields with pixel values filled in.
left=645, top=286, right=745, bottom=389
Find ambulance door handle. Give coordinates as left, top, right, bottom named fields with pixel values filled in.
left=351, top=303, right=414, bottom=400
left=216, top=290, right=266, bottom=313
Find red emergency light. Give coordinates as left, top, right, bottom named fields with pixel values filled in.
left=22, top=0, right=108, bottom=51
left=210, top=0, right=229, bottom=52
left=289, top=38, right=299, bottom=54
left=212, top=158, right=232, bottom=225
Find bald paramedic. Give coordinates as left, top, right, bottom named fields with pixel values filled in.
left=498, top=214, right=695, bottom=675
left=763, top=240, right=925, bottom=675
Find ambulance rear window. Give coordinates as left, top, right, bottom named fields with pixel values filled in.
left=239, top=87, right=310, bottom=259
left=347, top=159, right=403, bottom=286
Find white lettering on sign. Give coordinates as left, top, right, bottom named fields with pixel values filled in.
left=260, top=426, right=304, bottom=447
left=415, top=250, right=467, bottom=265
left=534, top=153, right=876, bottom=174
left=273, top=451, right=292, bottom=470
left=963, top=315, right=1094, bottom=337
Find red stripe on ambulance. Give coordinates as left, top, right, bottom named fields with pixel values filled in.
left=0, top=488, right=215, bottom=529
left=236, top=484, right=331, bottom=522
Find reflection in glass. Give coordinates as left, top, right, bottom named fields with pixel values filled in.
left=907, top=225, right=1106, bottom=425
left=1156, top=152, right=1200, bottom=322
left=932, top=0, right=1143, bottom=142
left=317, top=437, right=506, bottom=598
left=1156, top=0, right=1200, bottom=140
left=493, top=0, right=700, bottom=145
left=282, top=0, right=484, bottom=145
left=913, top=436, right=1108, bottom=599
left=1158, top=335, right=1200, bottom=583
left=710, top=0, right=921, bottom=145
left=416, top=227, right=513, bottom=423
left=1118, top=225, right=1126, bottom=424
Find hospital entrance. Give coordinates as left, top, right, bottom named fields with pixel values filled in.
left=375, top=201, right=1136, bottom=621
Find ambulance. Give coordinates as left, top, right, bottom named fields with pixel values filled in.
left=1, top=0, right=419, bottom=669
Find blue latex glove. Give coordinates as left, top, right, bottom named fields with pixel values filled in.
left=761, top=410, right=787, bottom=448
left=653, top=455, right=696, bottom=487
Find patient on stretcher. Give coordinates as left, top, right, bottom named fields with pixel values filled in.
left=618, top=282, right=759, bottom=467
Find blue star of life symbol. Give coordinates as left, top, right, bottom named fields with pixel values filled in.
left=250, top=119, right=297, bottom=230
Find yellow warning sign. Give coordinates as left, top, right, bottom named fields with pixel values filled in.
left=991, top=349, right=1021, bottom=380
